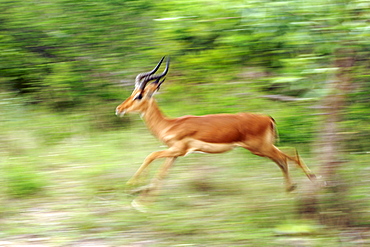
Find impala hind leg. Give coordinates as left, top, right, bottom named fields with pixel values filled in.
left=268, top=147, right=297, bottom=191
left=270, top=156, right=296, bottom=192
left=247, top=145, right=296, bottom=192
left=287, top=150, right=316, bottom=181
left=265, top=146, right=316, bottom=191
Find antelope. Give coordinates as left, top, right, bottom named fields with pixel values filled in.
left=116, top=57, right=316, bottom=203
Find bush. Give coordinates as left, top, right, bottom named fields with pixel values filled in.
left=3, top=162, right=47, bottom=198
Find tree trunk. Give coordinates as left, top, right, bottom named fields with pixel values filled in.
left=297, top=48, right=355, bottom=227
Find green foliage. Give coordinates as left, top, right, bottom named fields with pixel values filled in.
left=154, top=0, right=369, bottom=99
left=0, top=95, right=369, bottom=245
left=0, top=0, right=157, bottom=107
left=1, top=1, right=370, bottom=245
left=343, top=103, right=370, bottom=152
left=3, top=161, right=47, bottom=198
left=277, top=105, right=318, bottom=144
left=1, top=0, right=369, bottom=135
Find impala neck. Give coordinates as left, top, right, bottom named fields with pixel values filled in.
left=141, top=99, right=171, bottom=140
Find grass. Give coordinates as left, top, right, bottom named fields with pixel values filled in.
left=0, top=94, right=369, bottom=246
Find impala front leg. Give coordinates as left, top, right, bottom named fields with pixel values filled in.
left=127, top=147, right=186, bottom=186
left=131, top=156, right=178, bottom=211
left=139, top=157, right=177, bottom=197
left=126, top=151, right=161, bottom=186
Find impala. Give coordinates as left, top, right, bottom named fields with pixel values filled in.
left=116, top=57, right=316, bottom=203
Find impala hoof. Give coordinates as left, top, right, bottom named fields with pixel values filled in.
left=287, top=184, right=297, bottom=192
left=129, top=184, right=154, bottom=195
left=308, top=174, right=317, bottom=181
left=126, top=178, right=142, bottom=188
left=131, top=199, right=148, bottom=213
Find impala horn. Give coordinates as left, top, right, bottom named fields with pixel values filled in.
left=135, top=56, right=165, bottom=88
left=139, top=56, right=170, bottom=91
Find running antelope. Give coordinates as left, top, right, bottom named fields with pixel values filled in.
left=116, top=57, right=316, bottom=202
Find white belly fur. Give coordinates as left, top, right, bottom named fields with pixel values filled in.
left=185, top=139, right=237, bottom=154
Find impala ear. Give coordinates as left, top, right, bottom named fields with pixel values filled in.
left=153, top=77, right=166, bottom=91
left=144, top=77, right=165, bottom=98
left=157, top=78, right=166, bottom=90
left=146, top=88, right=158, bottom=98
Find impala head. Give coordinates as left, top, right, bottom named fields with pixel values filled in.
left=115, top=56, right=169, bottom=117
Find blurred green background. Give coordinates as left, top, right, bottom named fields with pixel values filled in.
left=0, top=0, right=369, bottom=246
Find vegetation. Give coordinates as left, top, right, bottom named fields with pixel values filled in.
left=0, top=0, right=369, bottom=245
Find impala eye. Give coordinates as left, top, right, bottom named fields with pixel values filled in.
left=134, top=93, right=143, bottom=100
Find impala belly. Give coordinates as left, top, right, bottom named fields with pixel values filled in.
left=185, top=139, right=237, bottom=154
